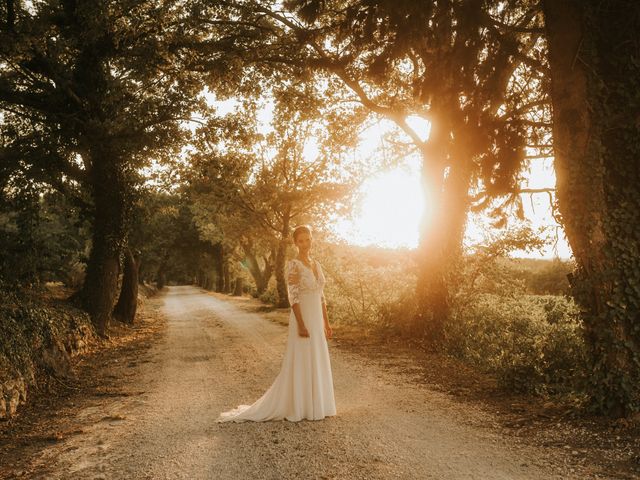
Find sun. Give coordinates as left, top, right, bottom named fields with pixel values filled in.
left=333, top=159, right=425, bottom=249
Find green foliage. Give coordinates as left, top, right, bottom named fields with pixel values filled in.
left=0, top=0, right=237, bottom=331
left=129, top=189, right=211, bottom=285
left=304, top=242, right=418, bottom=329
left=259, top=285, right=279, bottom=305
left=0, top=0, right=206, bottom=190
left=184, top=80, right=364, bottom=305
left=543, top=0, right=640, bottom=416
left=218, top=0, right=553, bottom=334
left=309, top=239, right=588, bottom=400
left=0, top=289, right=95, bottom=382
left=0, top=187, right=89, bottom=289
left=259, top=0, right=551, bottom=219
left=376, top=290, right=420, bottom=335
left=435, top=226, right=588, bottom=395
left=516, top=259, right=573, bottom=296
left=446, top=293, right=588, bottom=395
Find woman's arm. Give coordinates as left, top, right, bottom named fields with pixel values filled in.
left=286, top=261, right=309, bottom=337
left=291, top=303, right=309, bottom=337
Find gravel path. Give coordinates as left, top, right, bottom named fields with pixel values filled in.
left=17, top=285, right=593, bottom=479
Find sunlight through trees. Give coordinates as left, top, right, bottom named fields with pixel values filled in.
left=1, top=0, right=638, bottom=417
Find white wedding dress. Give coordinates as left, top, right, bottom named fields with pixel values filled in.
left=216, top=258, right=336, bottom=422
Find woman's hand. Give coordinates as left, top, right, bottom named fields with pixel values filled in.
left=298, top=322, right=310, bottom=338
left=324, top=323, right=333, bottom=339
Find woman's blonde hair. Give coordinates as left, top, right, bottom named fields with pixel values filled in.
left=292, top=224, right=312, bottom=242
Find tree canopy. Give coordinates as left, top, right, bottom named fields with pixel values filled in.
left=1, top=0, right=639, bottom=417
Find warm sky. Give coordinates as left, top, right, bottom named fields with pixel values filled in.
left=207, top=93, right=572, bottom=260
left=332, top=118, right=571, bottom=259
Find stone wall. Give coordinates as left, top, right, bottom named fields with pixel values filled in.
left=0, top=293, right=96, bottom=419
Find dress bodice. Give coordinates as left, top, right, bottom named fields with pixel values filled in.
left=285, top=258, right=326, bottom=306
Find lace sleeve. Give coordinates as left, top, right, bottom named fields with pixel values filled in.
left=286, top=260, right=301, bottom=306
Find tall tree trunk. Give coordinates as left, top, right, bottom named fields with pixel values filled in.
left=262, top=253, right=274, bottom=293
left=155, top=252, right=170, bottom=290
left=202, top=271, right=212, bottom=290
left=249, top=257, right=268, bottom=294
left=213, top=242, right=224, bottom=292
left=157, top=271, right=166, bottom=290
left=113, top=247, right=140, bottom=324
left=137, top=258, right=145, bottom=285
left=80, top=156, right=129, bottom=337
left=544, top=0, right=640, bottom=417
left=242, top=243, right=270, bottom=295
left=414, top=112, right=471, bottom=344
left=233, top=277, right=244, bottom=296
left=274, top=238, right=288, bottom=308
left=223, top=260, right=231, bottom=293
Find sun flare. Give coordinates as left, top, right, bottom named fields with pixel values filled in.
left=333, top=160, right=424, bottom=249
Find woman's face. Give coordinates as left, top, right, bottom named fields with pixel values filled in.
left=295, top=231, right=312, bottom=253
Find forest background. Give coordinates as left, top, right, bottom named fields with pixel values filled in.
left=1, top=0, right=639, bottom=421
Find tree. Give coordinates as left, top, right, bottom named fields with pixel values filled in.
left=543, top=0, right=640, bottom=416
left=112, top=247, right=140, bottom=324
left=0, top=1, right=206, bottom=334
left=213, top=0, right=551, bottom=341
left=0, top=180, right=89, bottom=289
left=188, top=82, right=361, bottom=305
left=128, top=188, right=211, bottom=288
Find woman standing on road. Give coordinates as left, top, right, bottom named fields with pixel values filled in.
left=216, top=224, right=337, bottom=422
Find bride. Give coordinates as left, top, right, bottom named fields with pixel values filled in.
left=216, top=225, right=337, bottom=422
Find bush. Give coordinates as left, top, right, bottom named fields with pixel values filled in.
left=446, top=293, right=589, bottom=395
left=321, top=258, right=417, bottom=328
left=61, top=259, right=86, bottom=290
left=0, top=290, right=96, bottom=417
left=0, top=190, right=89, bottom=289
left=259, top=286, right=278, bottom=305
left=376, top=291, right=419, bottom=335
left=0, top=291, right=95, bottom=376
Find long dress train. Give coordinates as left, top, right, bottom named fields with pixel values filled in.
left=216, top=258, right=336, bottom=422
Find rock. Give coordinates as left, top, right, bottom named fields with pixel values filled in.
left=7, top=388, right=20, bottom=416
left=10, top=377, right=27, bottom=402
left=41, top=343, right=73, bottom=379
left=0, top=300, right=95, bottom=418
left=0, top=377, right=28, bottom=418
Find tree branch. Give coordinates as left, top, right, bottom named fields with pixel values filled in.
left=253, top=5, right=426, bottom=148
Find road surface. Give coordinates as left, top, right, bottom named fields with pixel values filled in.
left=15, top=285, right=589, bottom=479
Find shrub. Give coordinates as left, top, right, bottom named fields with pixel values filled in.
left=446, top=293, right=589, bottom=395
left=0, top=290, right=96, bottom=418
left=376, top=291, right=419, bottom=335
left=259, top=286, right=278, bottom=305
left=0, top=191, right=89, bottom=289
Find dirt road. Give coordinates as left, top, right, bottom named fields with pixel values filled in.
left=6, top=286, right=595, bottom=479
